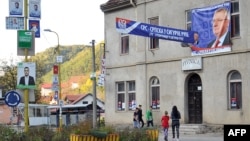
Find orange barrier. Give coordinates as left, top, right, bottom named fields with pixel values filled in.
left=146, top=129, right=159, bottom=141
left=70, top=134, right=119, bottom=141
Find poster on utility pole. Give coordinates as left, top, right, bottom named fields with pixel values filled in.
left=17, top=62, right=36, bottom=89
left=29, top=0, right=41, bottom=19
left=9, top=0, right=23, bottom=16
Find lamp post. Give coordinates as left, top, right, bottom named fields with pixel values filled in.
left=44, top=29, right=63, bottom=130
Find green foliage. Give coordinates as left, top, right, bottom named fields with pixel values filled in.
left=0, top=62, right=17, bottom=95
left=118, top=127, right=153, bottom=141
left=0, top=125, right=21, bottom=141
left=0, top=123, right=159, bottom=141
left=70, top=119, right=93, bottom=135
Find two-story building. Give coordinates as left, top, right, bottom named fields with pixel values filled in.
left=100, top=0, right=250, bottom=126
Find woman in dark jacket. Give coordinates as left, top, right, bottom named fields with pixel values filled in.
left=171, top=105, right=181, bottom=141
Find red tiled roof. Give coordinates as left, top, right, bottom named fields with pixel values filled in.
left=41, top=83, right=52, bottom=89
left=71, top=94, right=88, bottom=104
left=64, top=94, right=84, bottom=101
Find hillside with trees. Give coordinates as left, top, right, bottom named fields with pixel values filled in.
left=0, top=42, right=105, bottom=102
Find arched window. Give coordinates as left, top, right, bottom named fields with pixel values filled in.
left=150, top=77, right=160, bottom=109
left=228, top=71, right=242, bottom=109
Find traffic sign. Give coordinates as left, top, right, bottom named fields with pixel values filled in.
left=4, top=91, right=21, bottom=107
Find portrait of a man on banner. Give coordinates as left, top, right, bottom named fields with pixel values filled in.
left=190, top=2, right=232, bottom=56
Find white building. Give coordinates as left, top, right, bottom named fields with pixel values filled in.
left=100, top=0, right=250, bottom=126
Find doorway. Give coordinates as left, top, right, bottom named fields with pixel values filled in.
left=188, top=74, right=202, bottom=123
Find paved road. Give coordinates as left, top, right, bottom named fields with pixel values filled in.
left=158, top=132, right=223, bottom=141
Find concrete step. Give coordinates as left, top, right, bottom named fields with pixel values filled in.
left=167, top=124, right=206, bottom=135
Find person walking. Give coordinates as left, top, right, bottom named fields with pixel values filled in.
left=161, top=111, right=170, bottom=141
left=171, top=105, right=181, bottom=141
left=133, top=107, right=139, bottom=128
left=138, top=105, right=144, bottom=128
left=146, top=105, right=154, bottom=127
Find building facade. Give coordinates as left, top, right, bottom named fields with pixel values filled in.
left=101, top=0, right=250, bottom=126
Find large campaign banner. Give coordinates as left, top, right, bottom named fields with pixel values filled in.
left=190, top=2, right=231, bottom=56
left=116, top=17, right=196, bottom=44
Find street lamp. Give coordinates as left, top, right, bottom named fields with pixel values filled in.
left=44, top=29, right=63, bottom=130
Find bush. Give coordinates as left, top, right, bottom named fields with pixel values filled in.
left=118, top=127, right=153, bottom=141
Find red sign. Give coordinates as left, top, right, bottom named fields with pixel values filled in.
left=53, top=65, right=58, bottom=74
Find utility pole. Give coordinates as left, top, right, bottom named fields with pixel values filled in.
left=24, top=0, right=29, bottom=132
left=91, top=40, right=97, bottom=128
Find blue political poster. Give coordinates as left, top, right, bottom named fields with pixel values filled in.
left=116, top=17, right=196, bottom=44
left=191, top=2, right=232, bottom=56
left=29, top=20, right=40, bottom=38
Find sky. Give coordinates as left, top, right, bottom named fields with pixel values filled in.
left=0, top=0, right=108, bottom=62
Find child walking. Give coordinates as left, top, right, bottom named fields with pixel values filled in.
left=161, top=111, right=170, bottom=141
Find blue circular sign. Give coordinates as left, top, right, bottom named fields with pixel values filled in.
left=4, top=91, right=21, bottom=107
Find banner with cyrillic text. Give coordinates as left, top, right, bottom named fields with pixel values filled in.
left=116, top=17, right=195, bottom=44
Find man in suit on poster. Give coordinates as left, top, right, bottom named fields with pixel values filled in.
left=30, top=4, right=41, bottom=18
left=207, top=7, right=231, bottom=48
left=10, top=2, right=22, bottom=15
left=19, top=67, right=35, bottom=85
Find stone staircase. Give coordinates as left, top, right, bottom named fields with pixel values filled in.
left=114, top=123, right=224, bottom=135
left=168, top=124, right=223, bottom=135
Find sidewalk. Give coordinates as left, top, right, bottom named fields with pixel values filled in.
left=158, top=131, right=223, bottom=141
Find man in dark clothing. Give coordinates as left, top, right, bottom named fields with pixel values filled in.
left=138, top=105, right=144, bottom=128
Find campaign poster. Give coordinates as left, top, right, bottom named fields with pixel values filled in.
left=9, top=0, right=23, bottom=16
left=29, top=0, right=41, bottom=19
left=6, top=17, right=24, bottom=30
left=116, top=17, right=196, bottom=44
left=29, top=20, right=40, bottom=38
left=17, top=62, right=36, bottom=89
left=190, top=2, right=232, bottom=56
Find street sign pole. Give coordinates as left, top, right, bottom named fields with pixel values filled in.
left=24, top=0, right=29, bottom=133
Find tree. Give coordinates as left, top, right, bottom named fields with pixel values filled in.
left=0, top=59, right=17, bottom=96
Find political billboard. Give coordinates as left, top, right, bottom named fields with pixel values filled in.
left=190, top=2, right=232, bottom=56
left=116, top=17, right=196, bottom=44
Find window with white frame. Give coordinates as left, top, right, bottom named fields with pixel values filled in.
left=116, top=81, right=136, bottom=111
left=128, top=81, right=136, bottom=110
left=149, top=17, right=159, bottom=49
left=150, top=77, right=160, bottom=109
left=121, top=33, right=129, bottom=54
left=228, top=71, right=242, bottom=109
left=117, top=82, right=125, bottom=111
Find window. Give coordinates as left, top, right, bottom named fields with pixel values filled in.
left=128, top=81, right=136, bottom=110
left=149, top=17, right=159, bottom=49
left=186, top=10, right=192, bottom=30
left=117, top=82, right=125, bottom=111
left=230, top=1, right=240, bottom=37
left=228, top=71, right=242, bottom=109
left=116, top=81, right=136, bottom=111
left=150, top=77, right=160, bottom=109
left=121, top=33, right=129, bottom=54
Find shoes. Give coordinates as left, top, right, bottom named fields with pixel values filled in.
left=164, top=136, right=168, bottom=141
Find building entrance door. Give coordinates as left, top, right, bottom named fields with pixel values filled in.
left=188, top=74, right=202, bottom=123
